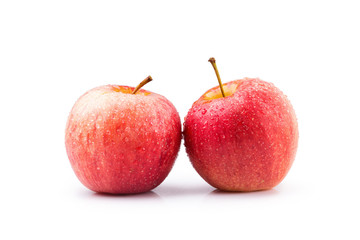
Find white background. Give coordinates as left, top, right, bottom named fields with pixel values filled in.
left=1, top=0, right=359, bottom=239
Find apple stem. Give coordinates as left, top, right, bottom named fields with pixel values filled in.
left=132, top=75, right=153, bottom=94
left=208, top=57, right=225, bottom=97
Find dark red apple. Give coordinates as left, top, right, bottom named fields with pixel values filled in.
left=183, top=58, right=298, bottom=191
left=65, top=76, right=181, bottom=194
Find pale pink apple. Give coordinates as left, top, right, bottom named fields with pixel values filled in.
left=65, top=76, right=181, bottom=194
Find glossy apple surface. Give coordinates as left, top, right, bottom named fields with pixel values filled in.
left=184, top=78, right=298, bottom=191
left=65, top=85, right=181, bottom=194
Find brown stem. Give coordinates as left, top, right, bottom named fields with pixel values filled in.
left=132, top=75, right=153, bottom=94
left=208, top=57, right=225, bottom=97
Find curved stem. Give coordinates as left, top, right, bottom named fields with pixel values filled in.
left=132, top=76, right=153, bottom=94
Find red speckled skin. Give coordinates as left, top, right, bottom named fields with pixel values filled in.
left=184, top=78, right=298, bottom=191
left=65, top=85, right=181, bottom=194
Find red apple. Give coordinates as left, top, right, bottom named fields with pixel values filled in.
left=183, top=58, right=298, bottom=191
left=65, top=76, right=181, bottom=194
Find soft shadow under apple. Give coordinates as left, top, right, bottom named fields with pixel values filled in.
left=208, top=188, right=280, bottom=198
left=93, top=190, right=161, bottom=199
left=78, top=189, right=162, bottom=202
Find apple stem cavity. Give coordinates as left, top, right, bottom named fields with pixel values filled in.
left=208, top=57, right=225, bottom=97
left=132, top=75, right=153, bottom=94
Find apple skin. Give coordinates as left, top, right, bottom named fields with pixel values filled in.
left=183, top=78, right=298, bottom=191
left=65, top=85, right=181, bottom=194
